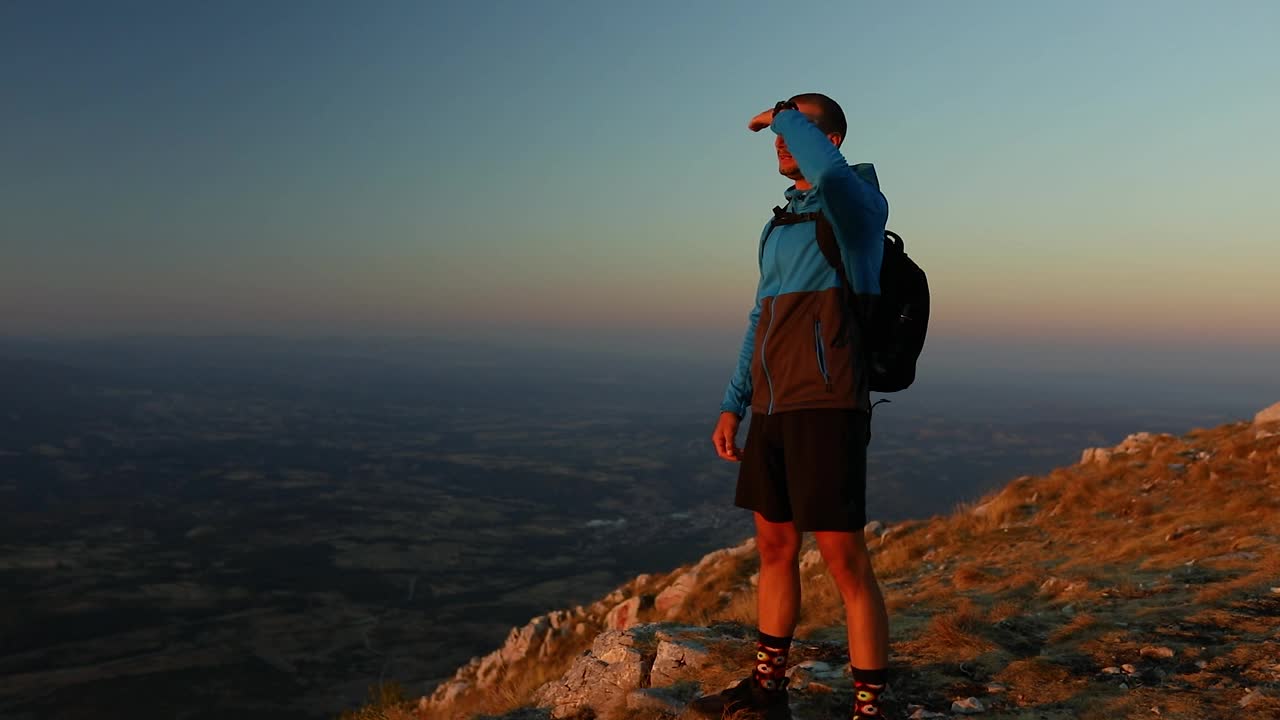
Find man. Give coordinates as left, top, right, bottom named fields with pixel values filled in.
left=693, top=94, right=890, bottom=720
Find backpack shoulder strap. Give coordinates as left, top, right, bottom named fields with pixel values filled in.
left=760, top=205, right=821, bottom=266
left=812, top=213, right=864, bottom=348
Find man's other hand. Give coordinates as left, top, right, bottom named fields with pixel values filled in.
left=712, top=411, right=744, bottom=462
left=748, top=108, right=775, bottom=132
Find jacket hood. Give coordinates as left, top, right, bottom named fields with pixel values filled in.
left=785, top=163, right=880, bottom=203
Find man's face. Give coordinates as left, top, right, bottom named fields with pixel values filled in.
left=775, top=132, right=801, bottom=180
left=774, top=100, right=839, bottom=180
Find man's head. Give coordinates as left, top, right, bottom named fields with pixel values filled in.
left=775, top=92, right=847, bottom=182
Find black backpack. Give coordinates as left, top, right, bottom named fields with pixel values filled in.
left=766, top=206, right=929, bottom=395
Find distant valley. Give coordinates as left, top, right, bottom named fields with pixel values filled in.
left=0, top=337, right=1265, bottom=719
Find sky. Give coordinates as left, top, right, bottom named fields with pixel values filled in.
left=3, top=1, right=1279, bottom=374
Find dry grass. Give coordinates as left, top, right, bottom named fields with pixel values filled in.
left=679, top=555, right=757, bottom=622
left=987, top=568, right=1045, bottom=597
left=695, top=585, right=757, bottom=627
left=896, top=597, right=995, bottom=662
left=872, top=533, right=931, bottom=577
left=1206, top=640, right=1280, bottom=683
left=796, top=572, right=846, bottom=632
left=1079, top=687, right=1214, bottom=720
left=336, top=683, right=423, bottom=720
left=993, top=658, right=1081, bottom=705
left=1047, top=613, right=1097, bottom=644
left=1194, top=549, right=1280, bottom=604
left=952, top=563, right=996, bottom=591
left=986, top=600, right=1024, bottom=623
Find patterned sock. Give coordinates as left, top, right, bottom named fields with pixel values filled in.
left=851, top=666, right=888, bottom=718
left=752, top=631, right=792, bottom=691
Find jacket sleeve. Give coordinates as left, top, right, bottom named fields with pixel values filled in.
left=720, top=222, right=773, bottom=417
left=770, top=109, right=887, bottom=270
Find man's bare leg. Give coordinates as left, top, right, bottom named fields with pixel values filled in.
left=815, top=529, right=889, bottom=717
left=687, top=512, right=801, bottom=714
left=754, top=512, right=802, bottom=637
left=814, top=529, right=887, bottom=665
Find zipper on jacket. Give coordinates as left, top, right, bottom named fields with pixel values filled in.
left=762, top=301, right=777, bottom=414
left=814, top=318, right=833, bottom=392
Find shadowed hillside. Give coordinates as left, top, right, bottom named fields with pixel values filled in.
left=351, top=404, right=1280, bottom=720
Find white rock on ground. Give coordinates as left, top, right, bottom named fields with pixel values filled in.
left=1117, top=432, right=1155, bottom=452
left=1080, top=447, right=1114, bottom=465
left=792, top=659, right=843, bottom=680
left=799, top=549, right=824, bottom=572
left=470, top=615, right=553, bottom=687
left=952, top=696, right=986, bottom=714
left=605, top=596, right=642, bottom=630
left=1254, top=401, right=1280, bottom=425
left=654, top=570, right=698, bottom=618
left=534, top=629, right=651, bottom=719
left=533, top=624, right=776, bottom=719
left=1238, top=688, right=1265, bottom=707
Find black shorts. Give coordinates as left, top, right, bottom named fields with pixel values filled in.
left=734, top=408, right=869, bottom=532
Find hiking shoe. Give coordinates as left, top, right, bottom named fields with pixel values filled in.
left=687, top=676, right=791, bottom=719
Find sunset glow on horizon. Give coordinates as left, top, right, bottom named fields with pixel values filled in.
left=4, top=1, right=1278, bottom=361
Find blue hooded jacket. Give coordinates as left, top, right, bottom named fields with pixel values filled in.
left=720, top=109, right=887, bottom=417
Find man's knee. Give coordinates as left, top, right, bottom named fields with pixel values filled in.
left=755, top=515, right=801, bottom=564
left=815, top=531, right=871, bottom=573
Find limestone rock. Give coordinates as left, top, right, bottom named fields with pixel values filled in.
left=650, top=637, right=712, bottom=687
left=792, top=659, right=843, bottom=680
left=592, top=629, right=638, bottom=662
left=786, top=665, right=813, bottom=691
left=691, top=537, right=756, bottom=575
left=538, top=623, right=575, bottom=659
left=1239, top=688, right=1265, bottom=707
left=472, top=615, right=553, bottom=687
left=431, top=679, right=470, bottom=705
left=535, top=629, right=651, bottom=719
left=799, top=549, right=824, bottom=572
left=605, top=597, right=642, bottom=631
left=654, top=570, right=698, bottom=618
left=1118, top=432, right=1155, bottom=452
left=1081, top=447, right=1114, bottom=465
left=1255, top=401, right=1280, bottom=425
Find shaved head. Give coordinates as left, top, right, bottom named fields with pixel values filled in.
left=789, top=92, right=847, bottom=144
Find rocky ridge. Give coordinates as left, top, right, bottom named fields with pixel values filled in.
left=354, top=403, right=1280, bottom=720
left=421, top=537, right=761, bottom=711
